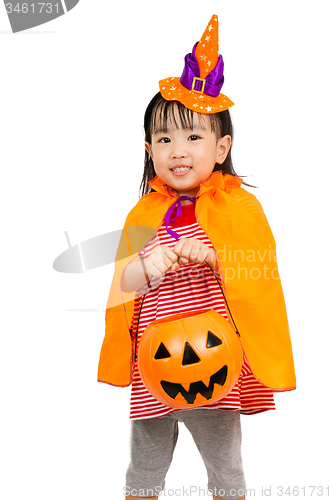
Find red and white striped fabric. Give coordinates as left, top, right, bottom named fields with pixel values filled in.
left=129, top=203, right=275, bottom=420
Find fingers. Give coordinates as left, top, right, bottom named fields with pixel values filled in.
left=170, top=261, right=181, bottom=272
left=145, top=245, right=180, bottom=277
left=196, top=245, right=210, bottom=264
left=145, top=240, right=212, bottom=278
left=173, top=238, right=210, bottom=264
left=164, top=245, right=179, bottom=264
left=174, top=238, right=199, bottom=262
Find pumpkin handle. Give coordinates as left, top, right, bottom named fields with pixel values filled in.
left=134, top=258, right=240, bottom=361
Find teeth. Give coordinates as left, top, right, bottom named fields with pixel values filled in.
left=172, top=167, right=191, bottom=172
left=182, top=383, right=191, bottom=392
left=202, top=377, right=211, bottom=388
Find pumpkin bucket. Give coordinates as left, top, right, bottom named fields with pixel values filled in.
left=135, top=260, right=243, bottom=409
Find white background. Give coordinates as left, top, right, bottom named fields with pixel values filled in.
left=1, top=1, right=332, bottom=499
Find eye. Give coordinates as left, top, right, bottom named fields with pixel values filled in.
left=188, top=135, right=200, bottom=141
left=158, top=137, right=171, bottom=144
left=154, top=342, right=171, bottom=359
left=206, top=331, right=223, bottom=348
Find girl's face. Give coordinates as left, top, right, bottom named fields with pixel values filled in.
left=145, top=111, right=231, bottom=198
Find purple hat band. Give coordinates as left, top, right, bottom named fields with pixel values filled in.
left=179, top=42, right=224, bottom=97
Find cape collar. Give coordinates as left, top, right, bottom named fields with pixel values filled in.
left=148, top=170, right=242, bottom=199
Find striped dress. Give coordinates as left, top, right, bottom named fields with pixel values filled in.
left=129, top=202, right=275, bottom=420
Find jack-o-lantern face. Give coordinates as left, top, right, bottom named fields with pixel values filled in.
left=137, top=309, right=243, bottom=409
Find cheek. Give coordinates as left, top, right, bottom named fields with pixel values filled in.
left=198, top=153, right=218, bottom=173
left=196, top=144, right=217, bottom=165
left=152, top=150, right=168, bottom=169
left=153, top=162, right=169, bottom=181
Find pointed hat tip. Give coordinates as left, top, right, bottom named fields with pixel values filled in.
left=195, top=14, right=220, bottom=79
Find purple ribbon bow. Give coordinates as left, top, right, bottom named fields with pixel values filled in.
left=179, top=42, right=224, bottom=97
left=164, top=196, right=196, bottom=240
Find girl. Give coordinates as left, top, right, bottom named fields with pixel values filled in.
left=98, top=15, right=296, bottom=500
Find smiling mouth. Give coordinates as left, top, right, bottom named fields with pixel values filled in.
left=170, top=166, right=192, bottom=171
left=160, top=365, right=227, bottom=404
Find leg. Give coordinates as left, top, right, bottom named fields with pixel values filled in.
left=179, top=409, right=246, bottom=500
left=125, top=414, right=179, bottom=498
left=213, top=496, right=245, bottom=500
left=126, top=497, right=158, bottom=500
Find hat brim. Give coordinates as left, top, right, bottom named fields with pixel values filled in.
left=159, top=77, right=234, bottom=114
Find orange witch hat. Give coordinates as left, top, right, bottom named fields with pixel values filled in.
left=159, top=15, right=234, bottom=114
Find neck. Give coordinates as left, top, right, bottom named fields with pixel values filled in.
left=176, top=194, right=197, bottom=207
left=176, top=186, right=200, bottom=203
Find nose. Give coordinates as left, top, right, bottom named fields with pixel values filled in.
left=171, top=140, right=188, bottom=159
left=182, top=342, right=201, bottom=366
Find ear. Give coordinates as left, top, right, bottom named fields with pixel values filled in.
left=145, top=142, right=153, bottom=159
left=215, top=135, right=231, bottom=165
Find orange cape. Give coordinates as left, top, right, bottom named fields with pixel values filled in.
left=98, top=171, right=296, bottom=391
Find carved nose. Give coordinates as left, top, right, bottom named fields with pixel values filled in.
left=182, top=342, right=201, bottom=366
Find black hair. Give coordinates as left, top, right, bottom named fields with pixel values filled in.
left=139, top=92, right=254, bottom=198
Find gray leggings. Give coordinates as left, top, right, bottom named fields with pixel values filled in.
left=125, top=409, right=246, bottom=499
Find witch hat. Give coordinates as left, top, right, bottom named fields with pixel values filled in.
left=159, top=14, right=234, bottom=114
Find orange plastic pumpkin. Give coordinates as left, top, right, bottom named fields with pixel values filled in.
left=137, top=309, right=243, bottom=409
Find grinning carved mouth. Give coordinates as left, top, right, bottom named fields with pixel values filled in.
left=160, top=365, right=228, bottom=404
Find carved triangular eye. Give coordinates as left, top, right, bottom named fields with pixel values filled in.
left=154, top=342, right=171, bottom=360
left=206, top=330, right=222, bottom=348
left=182, top=342, right=201, bottom=366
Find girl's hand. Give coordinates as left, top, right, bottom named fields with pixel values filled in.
left=172, top=238, right=216, bottom=267
left=145, top=244, right=181, bottom=278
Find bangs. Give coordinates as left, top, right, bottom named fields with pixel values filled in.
left=148, top=98, right=223, bottom=138
left=150, top=99, right=200, bottom=134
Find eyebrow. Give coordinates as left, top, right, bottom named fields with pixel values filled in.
left=153, top=124, right=206, bottom=135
